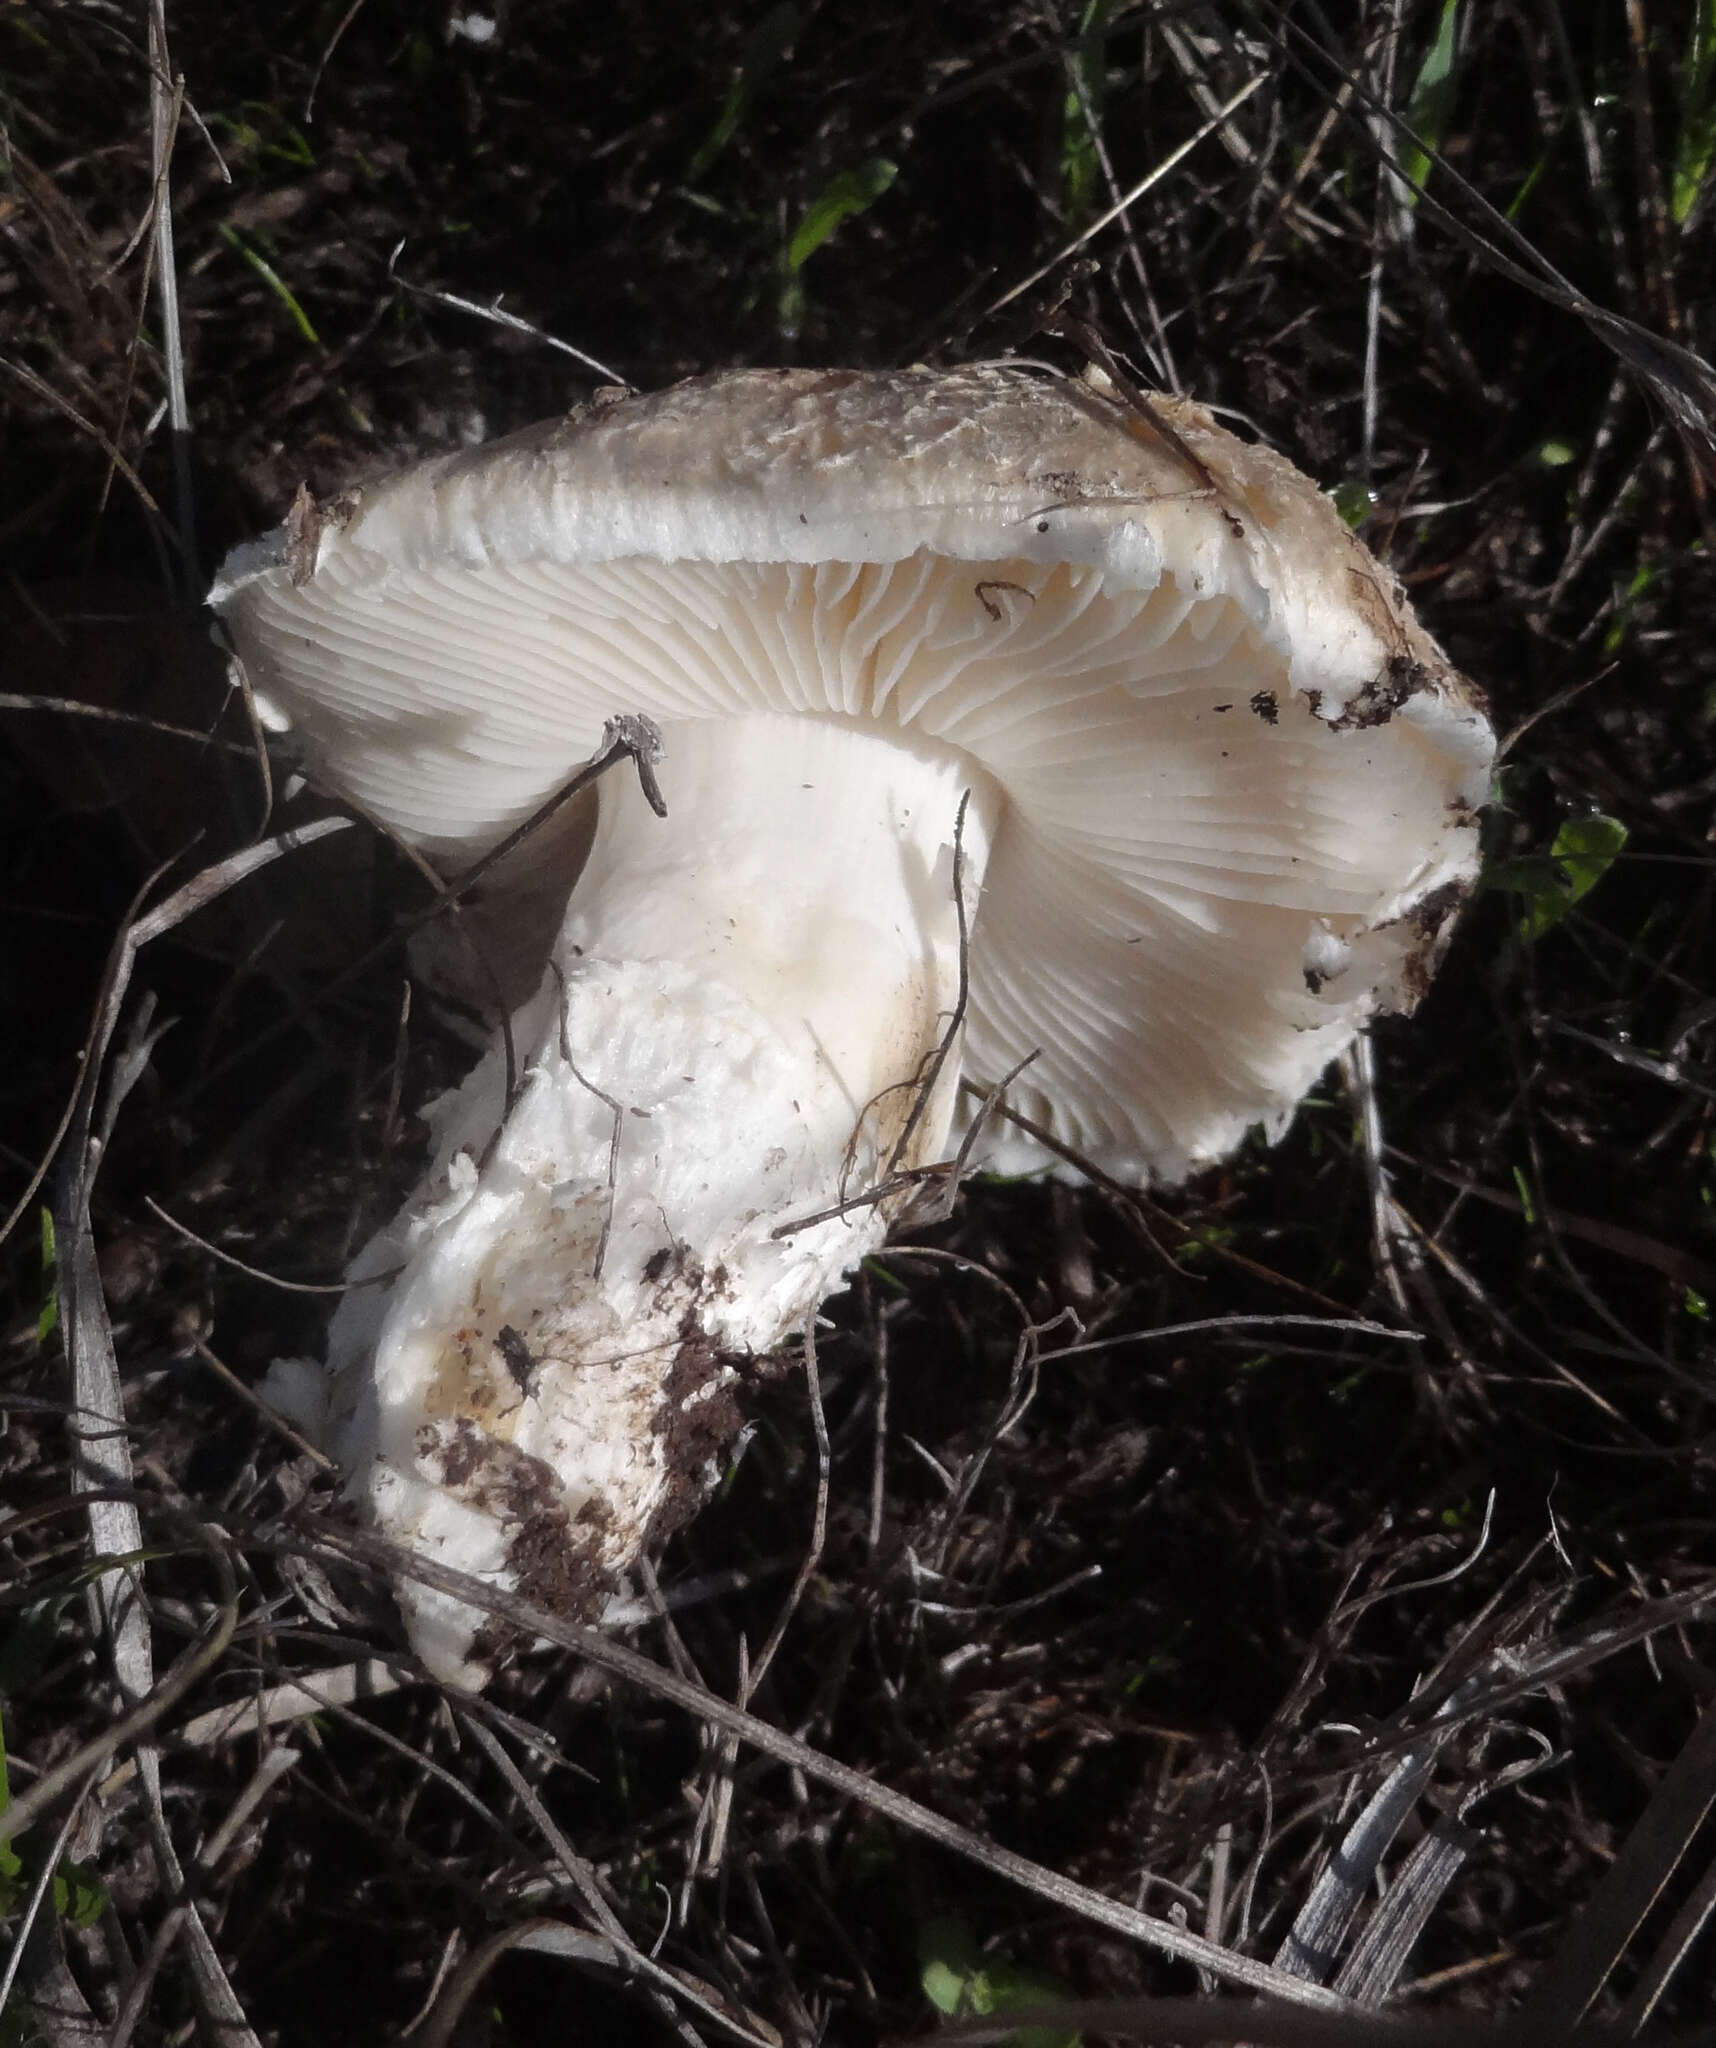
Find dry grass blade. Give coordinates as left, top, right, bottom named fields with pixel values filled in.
left=28, top=817, right=357, bottom=2044
left=52, top=1078, right=258, bottom=2043
left=385, top=244, right=629, bottom=384
left=983, top=71, right=1269, bottom=319
left=105, top=1747, right=300, bottom=2048
left=456, top=1712, right=760, bottom=2048
left=1615, top=1848, right=1716, bottom=2033
left=1, top=815, right=352, bottom=1251
left=0, top=692, right=255, bottom=752
left=144, top=0, right=195, bottom=574
left=1251, top=0, right=1716, bottom=481
left=917, top=1996, right=1700, bottom=2047
left=281, top=1517, right=1357, bottom=2011
left=0, top=354, right=171, bottom=537
left=407, top=1920, right=626, bottom=2048
left=1332, top=1815, right=1482, bottom=2005
left=175, top=714, right=659, bottom=1107
left=0, top=1515, right=237, bottom=1853
left=154, top=1659, right=404, bottom=1758
left=408, top=1919, right=786, bottom=2048
left=698, top=1315, right=831, bottom=1877
left=1524, top=1693, right=1716, bottom=2026
left=1274, top=1749, right=1445, bottom=1984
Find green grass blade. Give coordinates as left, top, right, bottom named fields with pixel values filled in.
left=1400, top=0, right=1461, bottom=204
left=687, top=3, right=799, bottom=184
left=219, top=225, right=320, bottom=344
left=34, top=1205, right=55, bottom=1347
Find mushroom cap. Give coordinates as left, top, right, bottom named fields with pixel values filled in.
left=211, top=366, right=1494, bottom=1184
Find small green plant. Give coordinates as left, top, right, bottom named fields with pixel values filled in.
left=1673, top=0, right=1716, bottom=224
left=1329, top=478, right=1375, bottom=529
left=920, top=1914, right=1080, bottom=2048
left=0, top=1708, right=108, bottom=1935
left=206, top=103, right=317, bottom=170
left=780, top=157, right=897, bottom=336
left=1510, top=813, right=1629, bottom=939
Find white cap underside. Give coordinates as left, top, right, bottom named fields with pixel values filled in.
left=226, top=548, right=1482, bottom=1183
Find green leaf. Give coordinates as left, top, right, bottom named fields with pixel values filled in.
left=922, top=1949, right=970, bottom=2017
left=1672, top=104, right=1716, bottom=222
left=35, top=1205, right=56, bottom=1348
left=1399, top=0, right=1461, bottom=204
left=687, top=4, right=799, bottom=185
left=54, top=1862, right=109, bottom=1931
left=919, top=1915, right=1081, bottom=2048
left=786, top=157, right=897, bottom=271
left=1329, top=479, right=1375, bottom=529
left=1516, top=813, right=1629, bottom=938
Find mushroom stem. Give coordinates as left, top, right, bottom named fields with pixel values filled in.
left=312, top=715, right=999, bottom=1682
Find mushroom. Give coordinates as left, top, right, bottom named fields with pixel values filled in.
left=210, top=366, right=1494, bottom=1685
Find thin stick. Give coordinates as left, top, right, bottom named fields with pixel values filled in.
left=746, top=1314, right=831, bottom=1698
left=867, top=1293, right=891, bottom=1558
left=923, top=1993, right=1664, bottom=2048
left=548, top=960, right=626, bottom=1280
left=144, top=1194, right=389, bottom=1297
left=0, top=353, right=175, bottom=541
left=1343, top=1035, right=1411, bottom=1314
left=1045, top=308, right=1241, bottom=529
left=700, top=1314, right=832, bottom=1874
left=772, top=801, right=1023, bottom=1241
left=303, top=0, right=368, bottom=121
left=458, top=1714, right=722, bottom=2048
left=0, top=1772, right=99, bottom=2018
left=0, top=818, right=352, bottom=1259
left=1039, top=1311, right=1421, bottom=1364
left=0, top=1528, right=240, bottom=1851
left=886, top=788, right=973, bottom=1177
left=287, top=1517, right=1357, bottom=2011
left=0, top=692, right=256, bottom=753
left=189, top=1337, right=337, bottom=1472
left=961, top=1081, right=1363, bottom=1316
left=180, top=714, right=666, bottom=1106
left=387, top=243, right=628, bottom=385
left=984, top=73, right=1268, bottom=318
